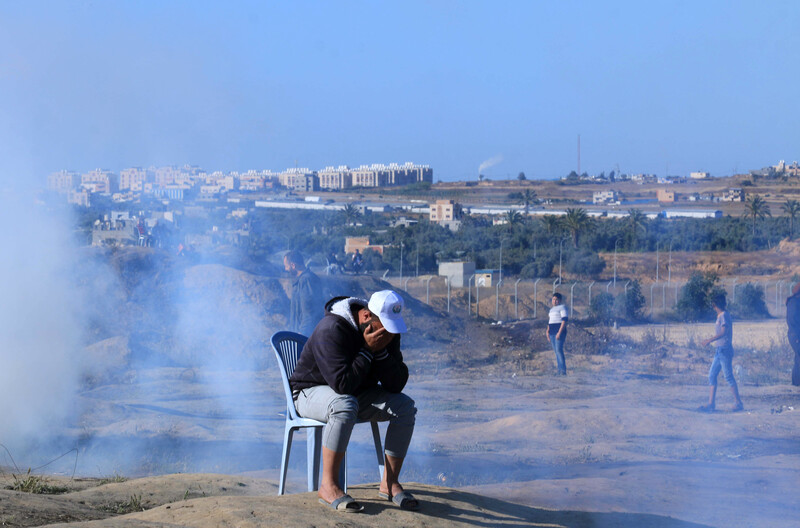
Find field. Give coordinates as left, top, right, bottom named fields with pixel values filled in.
left=1, top=253, right=799, bottom=527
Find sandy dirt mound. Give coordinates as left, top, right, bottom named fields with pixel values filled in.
left=19, top=481, right=709, bottom=528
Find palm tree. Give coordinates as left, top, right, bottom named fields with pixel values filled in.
left=540, top=214, right=562, bottom=236
left=504, top=209, right=523, bottom=231
left=562, top=208, right=592, bottom=248
left=782, top=199, right=800, bottom=239
left=626, top=209, right=647, bottom=250
left=517, top=189, right=538, bottom=214
left=745, top=194, right=771, bottom=236
left=340, top=203, right=362, bottom=226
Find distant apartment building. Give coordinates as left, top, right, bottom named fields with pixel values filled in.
left=319, top=166, right=353, bottom=190
left=593, top=190, right=620, bottom=204
left=721, top=188, right=745, bottom=202
left=154, top=166, right=183, bottom=187
left=690, top=171, right=711, bottom=179
left=385, top=162, right=433, bottom=185
left=318, top=162, right=432, bottom=190
left=775, top=160, right=800, bottom=177
left=656, top=189, right=675, bottom=203
left=47, top=170, right=79, bottom=193
left=119, top=167, right=154, bottom=191
left=68, top=189, right=91, bottom=206
left=81, top=169, right=118, bottom=194
left=279, top=168, right=319, bottom=191
left=352, top=165, right=389, bottom=187
left=239, top=170, right=275, bottom=191
left=630, top=174, right=657, bottom=184
left=151, top=185, right=187, bottom=201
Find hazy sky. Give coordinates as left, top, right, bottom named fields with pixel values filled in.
left=1, top=0, right=799, bottom=184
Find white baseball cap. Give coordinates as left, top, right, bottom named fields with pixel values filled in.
left=368, top=290, right=408, bottom=334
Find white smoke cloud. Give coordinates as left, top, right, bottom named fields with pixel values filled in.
left=0, top=187, right=84, bottom=448
left=478, top=154, right=504, bottom=175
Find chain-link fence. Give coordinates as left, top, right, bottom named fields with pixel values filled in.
left=384, top=276, right=796, bottom=321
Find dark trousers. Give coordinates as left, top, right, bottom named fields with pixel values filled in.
left=791, top=335, right=800, bottom=386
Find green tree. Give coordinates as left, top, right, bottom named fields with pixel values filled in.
left=626, top=209, right=647, bottom=250
left=565, top=249, right=605, bottom=277
left=676, top=272, right=725, bottom=322
left=562, top=207, right=592, bottom=248
left=504, top=209, right=523, bottom=231
left=517, top=171, right=526, bottom=181
left=781, top=199, right=800, bottom=239
left=589, top=292, right=615, bottom=325
left=730, top=283, right=770, bottom=319
left=517, top=189, right=538, bottom=214
left=745, top=194, right=771, bottom=236
left=540, top=215, right=562, bottom=236
left=616, top=279, right=646, bottom=320
left=340, top=203, right=362, bottom=226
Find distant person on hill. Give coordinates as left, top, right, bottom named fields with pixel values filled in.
left=284, top=250, right=324, bottom=337
left=351, top=249, right=364, bottom=274
left=698, top=294, right=744, bottom=412
left=786, top=283, right=800, bottom=386
left=326, top=251, right=341, bottom=275
left=289, top=290, right=418, bottom=513
left=546, top=292, right=568, bottom=375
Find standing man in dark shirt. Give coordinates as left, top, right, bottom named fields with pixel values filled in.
left=284, top=250, right=323, bottom=337
left=787, top=283, right=800, bottom=386
left=289, top=290, right=418, bottom=513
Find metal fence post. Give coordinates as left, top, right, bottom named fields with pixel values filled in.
left=445, top=277, right=451, bottom=313
left=514, top=278, right=522, bottom=320
left=495, top=280, right=503, bottom=320
left=650, top=281, right=658, bottom=314
left=468, top=274, right=475, bottom=315
left=570, top=282, right=577, bottom=317
left=533, top=278, right=541, bottom=318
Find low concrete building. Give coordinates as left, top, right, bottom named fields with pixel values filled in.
left=430, top=199, right=463, bottom=222
left=721, top=188, right=745, bottom=202
left=593, top=190, right=619, bottom=204
left=438, top=261, right=476, bottom=288
left=344, top=236, right=384, bottom=255
left=657, top=189, right=675, bottom=203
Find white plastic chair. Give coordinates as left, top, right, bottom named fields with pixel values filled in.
left=271, top=331, right=385, bottom=495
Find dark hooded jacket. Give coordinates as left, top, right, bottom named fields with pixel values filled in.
left=289, top=296, right=409, bottom=396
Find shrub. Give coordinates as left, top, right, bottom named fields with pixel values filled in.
left=676, top=272, right=725, bottom=322
left=565, top=250, right=606, bottom=278
left=589, top=292, right=615, bottom=325
left=614, top=279, right=646, bottom=320
left=520, top=259, right=554, bottom=278
left=730, top=283, right=771, bottom=319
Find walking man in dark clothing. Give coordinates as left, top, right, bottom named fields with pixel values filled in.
left=289, top=290, right=418, bottom=513
left=787, top=283, right=800, bottom=386
left=284, top=250, right=323, bottom=337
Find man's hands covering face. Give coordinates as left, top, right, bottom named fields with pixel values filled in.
left=363, top=323, right=393, bottom=352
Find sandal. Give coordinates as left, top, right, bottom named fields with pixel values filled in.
left=379, top=490, right=419, bottom=511
left=319, top=494, right=364, bottom=513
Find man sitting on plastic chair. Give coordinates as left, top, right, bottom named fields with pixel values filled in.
left=289, top=290, right=418, bottom=513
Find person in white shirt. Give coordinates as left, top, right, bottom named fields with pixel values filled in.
left=546, top=293, right=568, bottom=375
left=698, top=294, right=744, bottom=412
